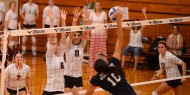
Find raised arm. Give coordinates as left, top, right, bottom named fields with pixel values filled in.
left=82, top=8, right=90, bottom=48
left=60, top=9, right=67, bottom=44
left=68, top=7, right=81, bottom=40
left=47, top=9, right=56, bottom=45
left=141, top=6, right=147, bottom=32
left=65, top=7, right=81, bottom=48
left=112, top=8, right=123, bottom=60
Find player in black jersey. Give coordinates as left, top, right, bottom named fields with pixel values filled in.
left=85, top=8, right=136, bottom=95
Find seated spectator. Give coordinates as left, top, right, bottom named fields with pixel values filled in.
left=166, top=25, right=183, bottom=55
left=121, top=7, right=147, bottom=71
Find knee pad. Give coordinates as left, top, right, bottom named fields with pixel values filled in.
left=31, top=36, right=36, bottom=44
left=22, top=36, right=27, bottom=43
left=22, top=46, right=26, bottom=51
left=152, top=91, right=158, bottom=95
left=32, top=46, right=36, bottom=52
left=9, top=41, right=15, bottom=47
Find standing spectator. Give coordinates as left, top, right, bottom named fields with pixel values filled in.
left=88, top=2, right=107, bottom=67
left=20, top=0, right=39, bottom=56
left=151, top=41, right=186, bottom=95
left=4, top=1, right=18, bottom=50
left=0, top=1, right=5, bottom=34
left=42, top=0, right=60, bottom=28
left=121, top=7, right=147, bottom=71
left=166, top=25, right=183, bottom=55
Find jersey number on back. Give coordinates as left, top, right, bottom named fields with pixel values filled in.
left=107, top=73, right=121, bottom=86
left=75, top=49, right=79, bottom=57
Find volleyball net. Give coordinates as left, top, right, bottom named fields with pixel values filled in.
left=1, top=16, right=190, bottom=95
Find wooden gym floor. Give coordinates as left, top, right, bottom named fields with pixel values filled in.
left=0, top=53, right=190, bottom=95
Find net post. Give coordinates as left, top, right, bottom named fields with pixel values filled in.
left=0, top=30, right=8, bottom=95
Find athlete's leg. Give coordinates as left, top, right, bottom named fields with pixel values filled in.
left=31, top=35, right=37, bottom=56
left=154, top=82, right=172, bottom=95
left=173, top=85, right=183, bottom=95
left=22, top=36, right=27, bottom=54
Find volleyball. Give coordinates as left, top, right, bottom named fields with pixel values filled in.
left=108, top=6, right=123, bottom=22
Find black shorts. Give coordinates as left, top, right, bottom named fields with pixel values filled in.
left=64, top=75, right=83, bottom=88
left=42, top=90, right=64, bottom=95
left=45, top=24, right=57, bottom=28
left=166, top=79, right=182, bottom=88
left=7, top=87, right=26, bottom=95
left=0, top=20, right=2, bottom=25
left=8, top=28, right=16, bottom=31
left=23, top=24, right=36, bottom=29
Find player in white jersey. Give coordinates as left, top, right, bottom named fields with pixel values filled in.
left=42, top=9, right=66, bottom=95
left=4, top=53, right=32, bottom=95
left=43, top=0, right=60, bottom=28
left=0, top=1, right=5, bottom=33
left=4, top=1, right=18, bottom=50
left=63, top=7, right=88, bottom=95
left=20, top=0, right=39, bottom=56
left=151, top=41, right=186, bottom=95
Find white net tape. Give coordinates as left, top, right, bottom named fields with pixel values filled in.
left=5, top=16, right=190, bottom=36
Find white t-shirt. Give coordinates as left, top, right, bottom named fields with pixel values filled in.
left=22, top=2, right=39, bottom=25
left=89, top=11, right=107, bottom=34
left=64, top=37, right=83, bottom=77
left=44, top=42, right=65, bottom=92
left=5, top=9, right=18, bottom=29
left=168, top=34, right=182, bottom=55
left=43, top=5, right=60, bottom=26
left=159, top=51, right=183, bottom=78
left=0, top=1, right=5, bottom=21
left=128, top=30, right=143, bottom=47
left=5, top=63, right=30, bottom=90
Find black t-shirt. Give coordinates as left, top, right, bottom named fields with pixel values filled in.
left=90, top=57, right=136, bottom=95
left=0, top=46, right=14, bottom=68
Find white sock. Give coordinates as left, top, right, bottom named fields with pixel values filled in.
left=152, top=91, right=158, bottom=95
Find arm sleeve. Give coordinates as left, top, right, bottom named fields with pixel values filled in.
left=46, top=41, right=54, bottom=63
left=89, top=12, right=93, bottom=20
left=5, top=11, right=9, bottom=21
left=110, top=57, right=121, bottom=66
left=103, top=11, right=107, bottom=20
left=170, top=54, right=183, bottom=65
left=26, top=65, right=31, bottom=77
left=43, top=7, right=47, bottom=18
left=56, top=7, right=60, bottom=18
left=36, top=5, right=39, bottom=14
left=2, top=3, right=5, bottom=12
left=60, top=43, right=65, bottom=55
left=4, top=67, right=9, bottom=81
left=90, top=75, right=100, bottom=86
left=21, top=4, right=25, bottom=14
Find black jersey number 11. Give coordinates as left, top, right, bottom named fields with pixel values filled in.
left=75, top=49, right=79, bottom=57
